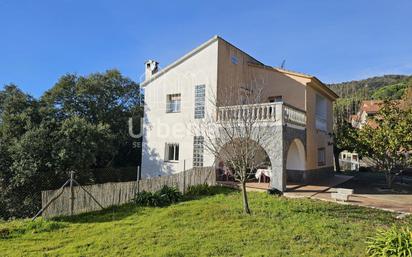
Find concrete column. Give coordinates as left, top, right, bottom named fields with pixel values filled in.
left=268, top=126, right=286, bottom=192
left=276, top=104, right=283, bottom=124
left=271, top=165, right=286, bottom=191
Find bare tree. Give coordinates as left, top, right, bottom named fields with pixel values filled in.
left=192, top=83, right=274, bottom=214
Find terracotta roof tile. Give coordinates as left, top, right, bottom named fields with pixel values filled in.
left=360, top=100, right=383, bottom=113
left=350, top=114, right=359, bottom=121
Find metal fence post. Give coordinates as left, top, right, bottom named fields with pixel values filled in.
left=69, top=171, right=74, bottom=216
left=137, top=166, right=141, bottom=194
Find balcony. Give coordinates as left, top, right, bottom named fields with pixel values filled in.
left=217, top=102, right=306, bottom=128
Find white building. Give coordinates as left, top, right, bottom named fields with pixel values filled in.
left=141, top=36, right=338, bottom=191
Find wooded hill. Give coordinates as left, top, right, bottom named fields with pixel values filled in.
left=328, top=74, right=412, bottom=115
left=328, top=74, right=412, bottom=100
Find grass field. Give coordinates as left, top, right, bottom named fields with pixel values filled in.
left=1, top=187, right=411, bottom=257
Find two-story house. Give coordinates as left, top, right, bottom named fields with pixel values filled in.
left=141, top=36, right=338, bottom=192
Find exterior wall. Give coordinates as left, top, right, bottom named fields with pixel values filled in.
left=359, top=111, right=368, bottom=128
left=141, top=37, right=336, bottom=185
left=141, top=40, right=218, bottom=177
left=305, top=84, right=334, bottom=171
left=217, top=39, right=335, bottom=175
left=216, top=40, right=306, bottom=110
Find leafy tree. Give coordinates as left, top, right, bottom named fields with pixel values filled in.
left=42, top=70, right=142, bottom=167
left=332, top=98, right=359, bottom=171
left=6, top=126, right=59, bottom=217
left=403, top=82, right=412, bottom=106
left=0, top=86, right=48, bottom=218
left=356, top=101, right=412, bottom=188
left=55, top=116, right=114, bottom=183
left=371, top=82, right=408, bottom=100
left=0, top=84, right=40, bottom=139
left=0, top=70, right=142, bottom=219
left=333, top=119, right=358, bottom=172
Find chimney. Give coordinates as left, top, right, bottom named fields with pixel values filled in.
left=145, top=60, right=159, bottom=81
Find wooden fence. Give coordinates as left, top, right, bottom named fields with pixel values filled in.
left=41, top=167, right=216, bottom=218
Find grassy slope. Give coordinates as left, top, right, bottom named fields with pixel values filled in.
left=1, top=188, right=411, bottom=257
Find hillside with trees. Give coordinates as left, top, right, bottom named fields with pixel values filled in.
left=328, top=74, right=412, bottom=116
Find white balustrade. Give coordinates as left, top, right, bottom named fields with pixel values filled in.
left=283, top=105, right=307, bottom=127
left=217, top=102, right=306, bottom=127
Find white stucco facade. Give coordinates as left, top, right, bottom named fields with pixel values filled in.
left=141, top=39, right=218, bottom=177
left=140, top=36, right=338, bottom=186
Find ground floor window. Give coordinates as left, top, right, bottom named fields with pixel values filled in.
left=317, top=147, right=326, bottom=166
left=165, top=143, right=179, bottom=161
left=193, top=136, right=204, bottom=167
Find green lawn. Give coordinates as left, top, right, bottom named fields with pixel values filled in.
left=1, top=187, right=411, bottom=257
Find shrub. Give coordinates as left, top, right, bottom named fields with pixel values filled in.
left=159, top=186, right=182, bottom=204
left=134, top=186, right=182, bottom=207
left=134, top=191, right=162, bottom=207
left=0, top=227, right=10, bottom=239
left=366, top=226, right=412, bottom=257
left=185, top=184, right=212, bottom=198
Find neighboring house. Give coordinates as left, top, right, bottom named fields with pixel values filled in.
left=350, top=100, right=383, bottom=128
left=349, top=98, right=409, bottom=170
left=141, top=36, right=338, bottom=192
left=350, top=99, right=405, bottom=128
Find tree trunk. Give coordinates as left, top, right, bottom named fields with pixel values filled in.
left=333, top=146, right=341, bottom=172
left=241, top=181, right=251, bottom=214
left=385, top=172, right=394, bottom=189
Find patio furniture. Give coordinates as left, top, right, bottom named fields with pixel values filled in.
left=217, top=167, right=234, bottom=181
left=223, top=168, right=234, bottom=181
left=331, top=188, right=354, bottom=202
left=255, top=167, right=271, bottom=183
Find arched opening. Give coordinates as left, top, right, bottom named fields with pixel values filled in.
left=215, top=138, right=272, bottom=187
left=286, top=138, right=306, bottom=183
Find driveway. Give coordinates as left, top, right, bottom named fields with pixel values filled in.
left=284, top=172, right=412, bottom=215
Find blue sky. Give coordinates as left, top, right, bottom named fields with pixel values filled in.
left=1, top=0, right=412, bottom=97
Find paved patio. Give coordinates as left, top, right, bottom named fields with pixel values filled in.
left=218, top=174, right=412, bottom=215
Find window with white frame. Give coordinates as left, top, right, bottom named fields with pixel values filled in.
left=165, top=143, right=179, bottom=161
left=166, top=94, right=181, bottom=113
left=315, top=94, right=327, bottom=131
left=193, top=136, right=204, bottom=167
left=194, top=85, right=205, bottom=119
left=317, top=147, right=326, bottom=166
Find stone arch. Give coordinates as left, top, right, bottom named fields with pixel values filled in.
left=215, top=137, right=272, bottom=180
left=286, top=138, right=306, bottom=170
left=285, top=138, right=306, bottom=183
left=214, top=125, right=307, bottom=191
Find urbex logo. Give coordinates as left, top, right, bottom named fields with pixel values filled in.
left=129, top=117, right=143, bottom=139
